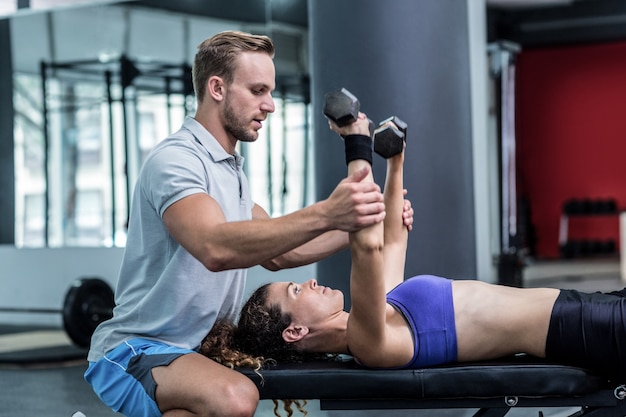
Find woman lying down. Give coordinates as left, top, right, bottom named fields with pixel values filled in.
left=200, top=113, right=626, bottom=395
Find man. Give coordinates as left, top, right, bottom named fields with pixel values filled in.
left=85, top=31, right=411, bottom=417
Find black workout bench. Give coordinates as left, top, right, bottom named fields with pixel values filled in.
left=238, top=355, right=626, bottom=416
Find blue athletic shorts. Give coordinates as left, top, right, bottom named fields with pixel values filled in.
left=84, top=338, right=195, bottom=417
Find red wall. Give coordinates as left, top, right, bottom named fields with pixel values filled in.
left=516, top=41, right=626, bottom=259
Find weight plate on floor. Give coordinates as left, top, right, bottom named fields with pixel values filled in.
left=62, top=277, right=114, bottom=348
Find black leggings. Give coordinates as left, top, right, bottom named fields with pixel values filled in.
left=545, top=288, right=626, bottom=378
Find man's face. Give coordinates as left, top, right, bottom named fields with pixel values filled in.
left=222, top=51, right=276, bottom=143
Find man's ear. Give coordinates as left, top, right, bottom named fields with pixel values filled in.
left=208, top=76, right=225, bottom=101
left=282, top=324, right=309, bottom=343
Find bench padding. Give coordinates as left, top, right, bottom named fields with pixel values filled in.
left=241, top=356, right=606, bottom=399
left=238, top=356, right=626, bottom=417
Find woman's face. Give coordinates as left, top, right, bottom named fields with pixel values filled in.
left=266, top=278, right=344, bottom=327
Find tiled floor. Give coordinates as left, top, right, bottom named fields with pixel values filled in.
left=0, top=259, right=623, bottom=417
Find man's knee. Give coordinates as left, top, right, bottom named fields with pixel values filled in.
left=222, top=376, right=259, bottom=417
left=198, top=376, right=259, bottom=417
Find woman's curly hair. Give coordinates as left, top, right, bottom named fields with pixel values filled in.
left=199, top=319, right=264, bottom=371
left=199, top=283, right=329, bottom=416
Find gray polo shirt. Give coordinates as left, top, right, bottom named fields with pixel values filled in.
left=88, top=116, right=253, bottom=361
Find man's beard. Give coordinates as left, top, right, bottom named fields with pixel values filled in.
left=223, top=97, right=259, bottom=143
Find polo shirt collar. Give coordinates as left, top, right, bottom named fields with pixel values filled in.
left=183, top=116, right=243, bottom=165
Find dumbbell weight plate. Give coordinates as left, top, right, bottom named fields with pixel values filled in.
left=323, top=88, right=360, bottom=127
left=62, top=278, right=114, bottom=348
left=373, top=116, right=408, bottom=158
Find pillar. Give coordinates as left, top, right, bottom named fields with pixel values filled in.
left=310, top=0, right=477, bottom=307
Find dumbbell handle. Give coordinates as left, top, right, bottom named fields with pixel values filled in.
left=378, top=116, right=407, bottom=134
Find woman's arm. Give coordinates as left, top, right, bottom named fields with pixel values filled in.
left=381, top=136, right=409, bottom=293
left=254, top=132, right=412, bottom=272
left=257, top=168, right=413, bottom=272
left=328, top=113, right=404, bottom=367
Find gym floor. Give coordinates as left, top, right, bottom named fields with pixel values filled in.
left=0, top=259, right=622, bottom=417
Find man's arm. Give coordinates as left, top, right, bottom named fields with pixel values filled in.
left=263, top=232, right=350, bottom=270
left=250, top=203, right=349, bottom=270
left=163, top=168, right=383, bottom=272
left=256, top=190, right=412, bottom=271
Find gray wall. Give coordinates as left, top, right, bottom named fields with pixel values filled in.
left=0, top=18, right=15, bottom=245
left=310, top=0, right=478, bottom=307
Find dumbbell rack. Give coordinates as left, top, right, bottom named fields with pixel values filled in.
left=558, top=198, right=620, bottom=259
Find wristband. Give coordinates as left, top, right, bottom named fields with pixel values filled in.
left=344, top=134, right=373, bottom=166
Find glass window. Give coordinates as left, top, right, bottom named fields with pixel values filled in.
left=14, top=73, right=46, bottom=247
left=21, top=193, right=45, bottom=247
left=14, top=63, right=311, bottom=248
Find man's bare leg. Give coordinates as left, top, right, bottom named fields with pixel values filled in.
left=153, top=353, right=259, bottom=417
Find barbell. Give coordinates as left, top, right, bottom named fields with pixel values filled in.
left=0, top=277, right=114, bottom=348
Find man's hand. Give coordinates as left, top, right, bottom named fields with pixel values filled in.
left=402, top=189, right=414, bottom=231
left=323, top=166, right=385, bottom=232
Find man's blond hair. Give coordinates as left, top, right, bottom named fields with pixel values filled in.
left=192, top=30, right=275, bottom=103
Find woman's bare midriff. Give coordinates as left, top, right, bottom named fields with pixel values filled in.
left=451, top=280, right=560, bottom=362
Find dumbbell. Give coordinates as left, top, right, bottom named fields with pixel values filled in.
left=324, top=88, right=407, bottom=159
left=373, top=116, right=407, bottom=158
left=323, top=88, right=360, bottom=127
left=323, top=88, right=408, bottom=158
left=323, top=88, right=375, bottom=135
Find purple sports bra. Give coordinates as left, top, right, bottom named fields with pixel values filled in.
left=385, top=275, right=458, bottom=368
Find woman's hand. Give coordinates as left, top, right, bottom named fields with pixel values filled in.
left=328, top=112, right=371, bottom=137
